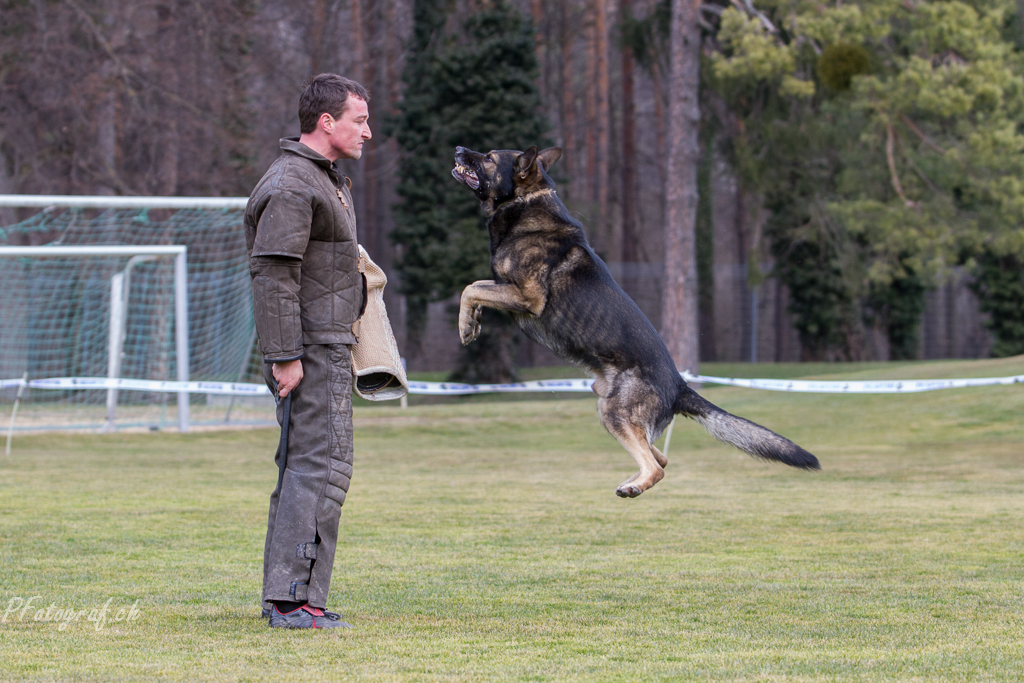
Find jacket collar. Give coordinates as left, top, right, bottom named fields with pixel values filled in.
left=280, top=137, right=337, bottom=174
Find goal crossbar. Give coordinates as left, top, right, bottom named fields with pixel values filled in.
left=0, top=195, right=247, bottom=210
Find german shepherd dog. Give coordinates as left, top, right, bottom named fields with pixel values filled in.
left=451, top=145, right=819, bottom=498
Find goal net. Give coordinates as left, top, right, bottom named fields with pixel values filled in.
left=0, top=198, right=275, bottom=432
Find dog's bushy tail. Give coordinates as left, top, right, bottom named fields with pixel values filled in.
left=674, top=384, right=820, bottom=470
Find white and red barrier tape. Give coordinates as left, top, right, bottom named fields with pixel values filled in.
left=2, top=373, right=1022, bottom=396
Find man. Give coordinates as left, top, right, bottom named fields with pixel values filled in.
left=244, top=73, right=371, bottom=629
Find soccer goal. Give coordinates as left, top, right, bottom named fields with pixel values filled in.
left=0, top=244, right=190, bottom=431
left=0, top=195, right=270, bottom=434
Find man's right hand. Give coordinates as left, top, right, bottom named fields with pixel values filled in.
left=272, top=359, right=303, bottom=398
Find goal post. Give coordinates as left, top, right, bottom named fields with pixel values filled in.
left=0, top=195, right=264, bottom=434
left=0, top=245, right=191, bottom=431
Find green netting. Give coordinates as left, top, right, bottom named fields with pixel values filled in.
left=0, top=207, right=273, bottom=431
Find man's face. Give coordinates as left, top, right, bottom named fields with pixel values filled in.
left=326, top=96, right=371, bottom=161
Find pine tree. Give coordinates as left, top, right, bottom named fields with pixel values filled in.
left=390, top=0, right=550, bottom=381
left=705, top=0, right=1024, bottom=359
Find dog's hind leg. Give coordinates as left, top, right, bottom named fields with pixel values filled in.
left=650, top=443, right=668, bottom=469
left=598, top=399, right=664, bottom=498
left=609, top=422, right=664, bottom=498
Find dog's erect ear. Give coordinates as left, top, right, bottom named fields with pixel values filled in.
left=514, top=146, right=539, bottom=179
left=537, top=147, right=562, bottom=171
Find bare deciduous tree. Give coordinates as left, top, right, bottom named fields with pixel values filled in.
left=620, top=0, right=638, bottom=262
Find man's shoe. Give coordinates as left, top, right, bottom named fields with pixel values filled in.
left=268, top=604, right=352, bottom=629
left=262, top=604, right=340, bottom=620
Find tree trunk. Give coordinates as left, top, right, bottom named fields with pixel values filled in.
left=660, top=0, right=701, bottom=374
left=351, top=0, right=365, bottom=83
left=156, top=3, right=179, bottom=195
left=531, top=0, right=544, bottom=93
left=560, top=0, right=576, bottom=189
left=0, top=130, right=17, bottom=225
left=651, top=62, right=667, bottom=166
left=585, top=10, right=598, bottom=218
left=620, top=0, right=637, bottom=262
left=356, top=0, right=379, bottom=259
left=310, top=0, right=326, bottom=75
left=594, top=0, right=610, bottom=250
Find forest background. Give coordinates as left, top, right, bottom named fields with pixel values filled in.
left=2, top=0, right=1023, bottom=380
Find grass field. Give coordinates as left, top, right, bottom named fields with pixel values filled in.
left=1, top=357, right=1023, bottom=681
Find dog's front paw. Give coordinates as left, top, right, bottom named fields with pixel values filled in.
left=458, top=304, right=483, bottom=345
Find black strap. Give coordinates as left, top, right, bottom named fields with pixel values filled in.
left=276, top=392, right=292, bottom=492
left=358, top=272, right=368, bottom=318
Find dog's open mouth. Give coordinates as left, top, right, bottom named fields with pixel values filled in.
left=452, top=163, right=480, bottom=190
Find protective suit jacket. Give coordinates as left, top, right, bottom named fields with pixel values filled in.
left=244, top=137, right=363, bottom=362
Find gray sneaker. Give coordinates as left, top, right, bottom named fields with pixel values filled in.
left=268, top=604, right=352, bottom=629
left=262, top=605, right=344, bottom=620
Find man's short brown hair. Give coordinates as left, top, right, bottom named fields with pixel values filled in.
left=298, top=74, right=370, bottom=134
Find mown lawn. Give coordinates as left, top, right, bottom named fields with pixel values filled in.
left=1, top=357, right=1023, bottom=681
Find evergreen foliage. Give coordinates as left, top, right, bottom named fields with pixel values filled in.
left=817, top=43, right=872, bottom=92
left=707, top=0, right=1024, bottom=359
left=389, top=0, right=550, bottom=380
left=969, top=251, right=1024, bottom=357
left=619, top=0, right=670, bottom=77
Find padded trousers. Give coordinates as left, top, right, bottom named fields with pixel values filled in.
left=261, top=343, right=354, bottom=610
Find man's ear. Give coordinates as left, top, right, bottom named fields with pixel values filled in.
left=319, top=112, right=334, bottom=133
left=537, top=147, right=562, bottom=171
left=514, top=146, right=539, bottom=179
